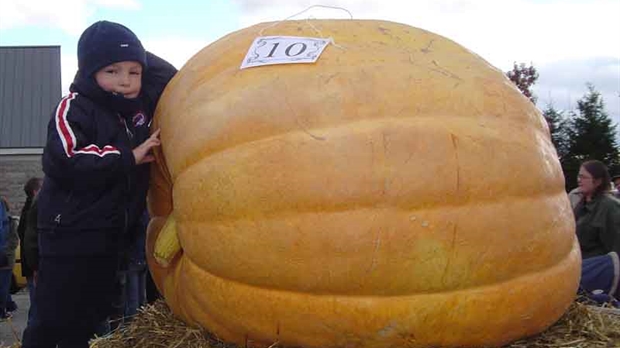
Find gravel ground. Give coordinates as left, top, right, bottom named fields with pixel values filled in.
left=0, top=288, right=29, bottom=347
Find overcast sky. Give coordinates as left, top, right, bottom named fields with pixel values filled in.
left=0, top=0, right=618, bottom=130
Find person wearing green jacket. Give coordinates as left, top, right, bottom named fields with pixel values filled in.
left=574, top=160, right=620, bottom=258
left=574, top=160, right=620, bottom=305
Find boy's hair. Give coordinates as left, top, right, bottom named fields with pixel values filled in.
left=23, top=177, right=42, bottom=198
left=78, top=20, right=147, bottom=78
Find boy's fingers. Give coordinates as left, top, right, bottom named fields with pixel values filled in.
left=147, top=135, right=161, bottom=146
left=151, top=129, right=161, bottom=138
left=142, top=138, right=160, bottom=149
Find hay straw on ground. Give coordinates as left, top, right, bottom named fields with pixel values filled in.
left=88, top=300, right=620, bottom=348
left=506, top=301, right=620, bottom=348
left=90, top=302, right=237, bottom=348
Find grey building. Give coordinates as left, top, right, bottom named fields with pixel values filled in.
left=0, top=45, right=62, bottom=214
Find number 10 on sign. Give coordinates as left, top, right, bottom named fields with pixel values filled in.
left=240, top=36, right=330, bottom=69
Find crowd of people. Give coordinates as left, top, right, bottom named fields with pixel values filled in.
left=0, top=18, right=619, bottom=348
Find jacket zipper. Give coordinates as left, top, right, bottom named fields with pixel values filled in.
left=121, top=114, right=133, bottom=234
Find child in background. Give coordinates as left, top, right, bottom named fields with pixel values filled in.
left=22, top=20, right=176, bottom=347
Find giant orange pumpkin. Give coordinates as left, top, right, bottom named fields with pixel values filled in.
left=146, top=19, right=581, bottom=348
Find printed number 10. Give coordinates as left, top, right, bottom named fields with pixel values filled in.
left=266, top=42, right=308, bottom=58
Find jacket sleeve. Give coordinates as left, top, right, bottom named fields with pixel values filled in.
left=17, top=204, right=29, bottom=241
left=5, top=217, right=18, bottom=253
left=141, top=52, right=178, bottom=116
left=42, top=93, right=135, bottom=183
left=0, top=211, right=19, bottom=269
left=23, top=199, right=39, bottom=271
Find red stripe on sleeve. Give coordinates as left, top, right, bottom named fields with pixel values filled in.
left=54, top=93, right=121, bottom=158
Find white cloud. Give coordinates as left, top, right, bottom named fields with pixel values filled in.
left=91, top=0, right=140, bottom=9
left=534, top=58, right=620, bottom=127
left=143, top=37, right=213, bottom=71
left=0, top=0, right=140, bottom=35
left=60, top=53, right=78, bottom=95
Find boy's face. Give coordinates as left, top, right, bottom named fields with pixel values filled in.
left=95, top=61, right=143, bottom=99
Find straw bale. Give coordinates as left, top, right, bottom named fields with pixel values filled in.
left=87, top=299, right=619, bottom=348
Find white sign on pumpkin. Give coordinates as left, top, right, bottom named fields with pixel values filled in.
left=240, top=36, right=330, bottom=70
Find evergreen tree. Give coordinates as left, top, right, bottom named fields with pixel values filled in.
left=542, top=104, right=568, bottom=159
left=506, top=62, right=539, bottom=104
left=561, top=84, right=620, bottom=191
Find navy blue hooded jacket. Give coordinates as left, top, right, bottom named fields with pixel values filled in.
left=37, top=52, right=176, bottom=256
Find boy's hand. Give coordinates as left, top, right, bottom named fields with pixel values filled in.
left=133, top=129, right=161, bottom=165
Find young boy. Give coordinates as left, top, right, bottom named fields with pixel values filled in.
left=22, top=20, right=177, bottom=347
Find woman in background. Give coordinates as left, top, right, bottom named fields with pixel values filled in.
left=573, top=160, right=620, bottom=305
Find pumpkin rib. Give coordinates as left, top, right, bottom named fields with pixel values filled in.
left=163, top=65, right=546, bottom=176
left=168, top=114, right=554, bottom=183
left=173, top=194, right=574, bottom=295
left=168, top=242, right=580, bottom=347
left=176, top=245, right=571, bottom=299
left=161, top=65, right=543, bottom=180
left=178, top=240, right=578, bottom=297
left=174, top=190, right=567, bottom=223
left=179, top=280, right=242, bottom=342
